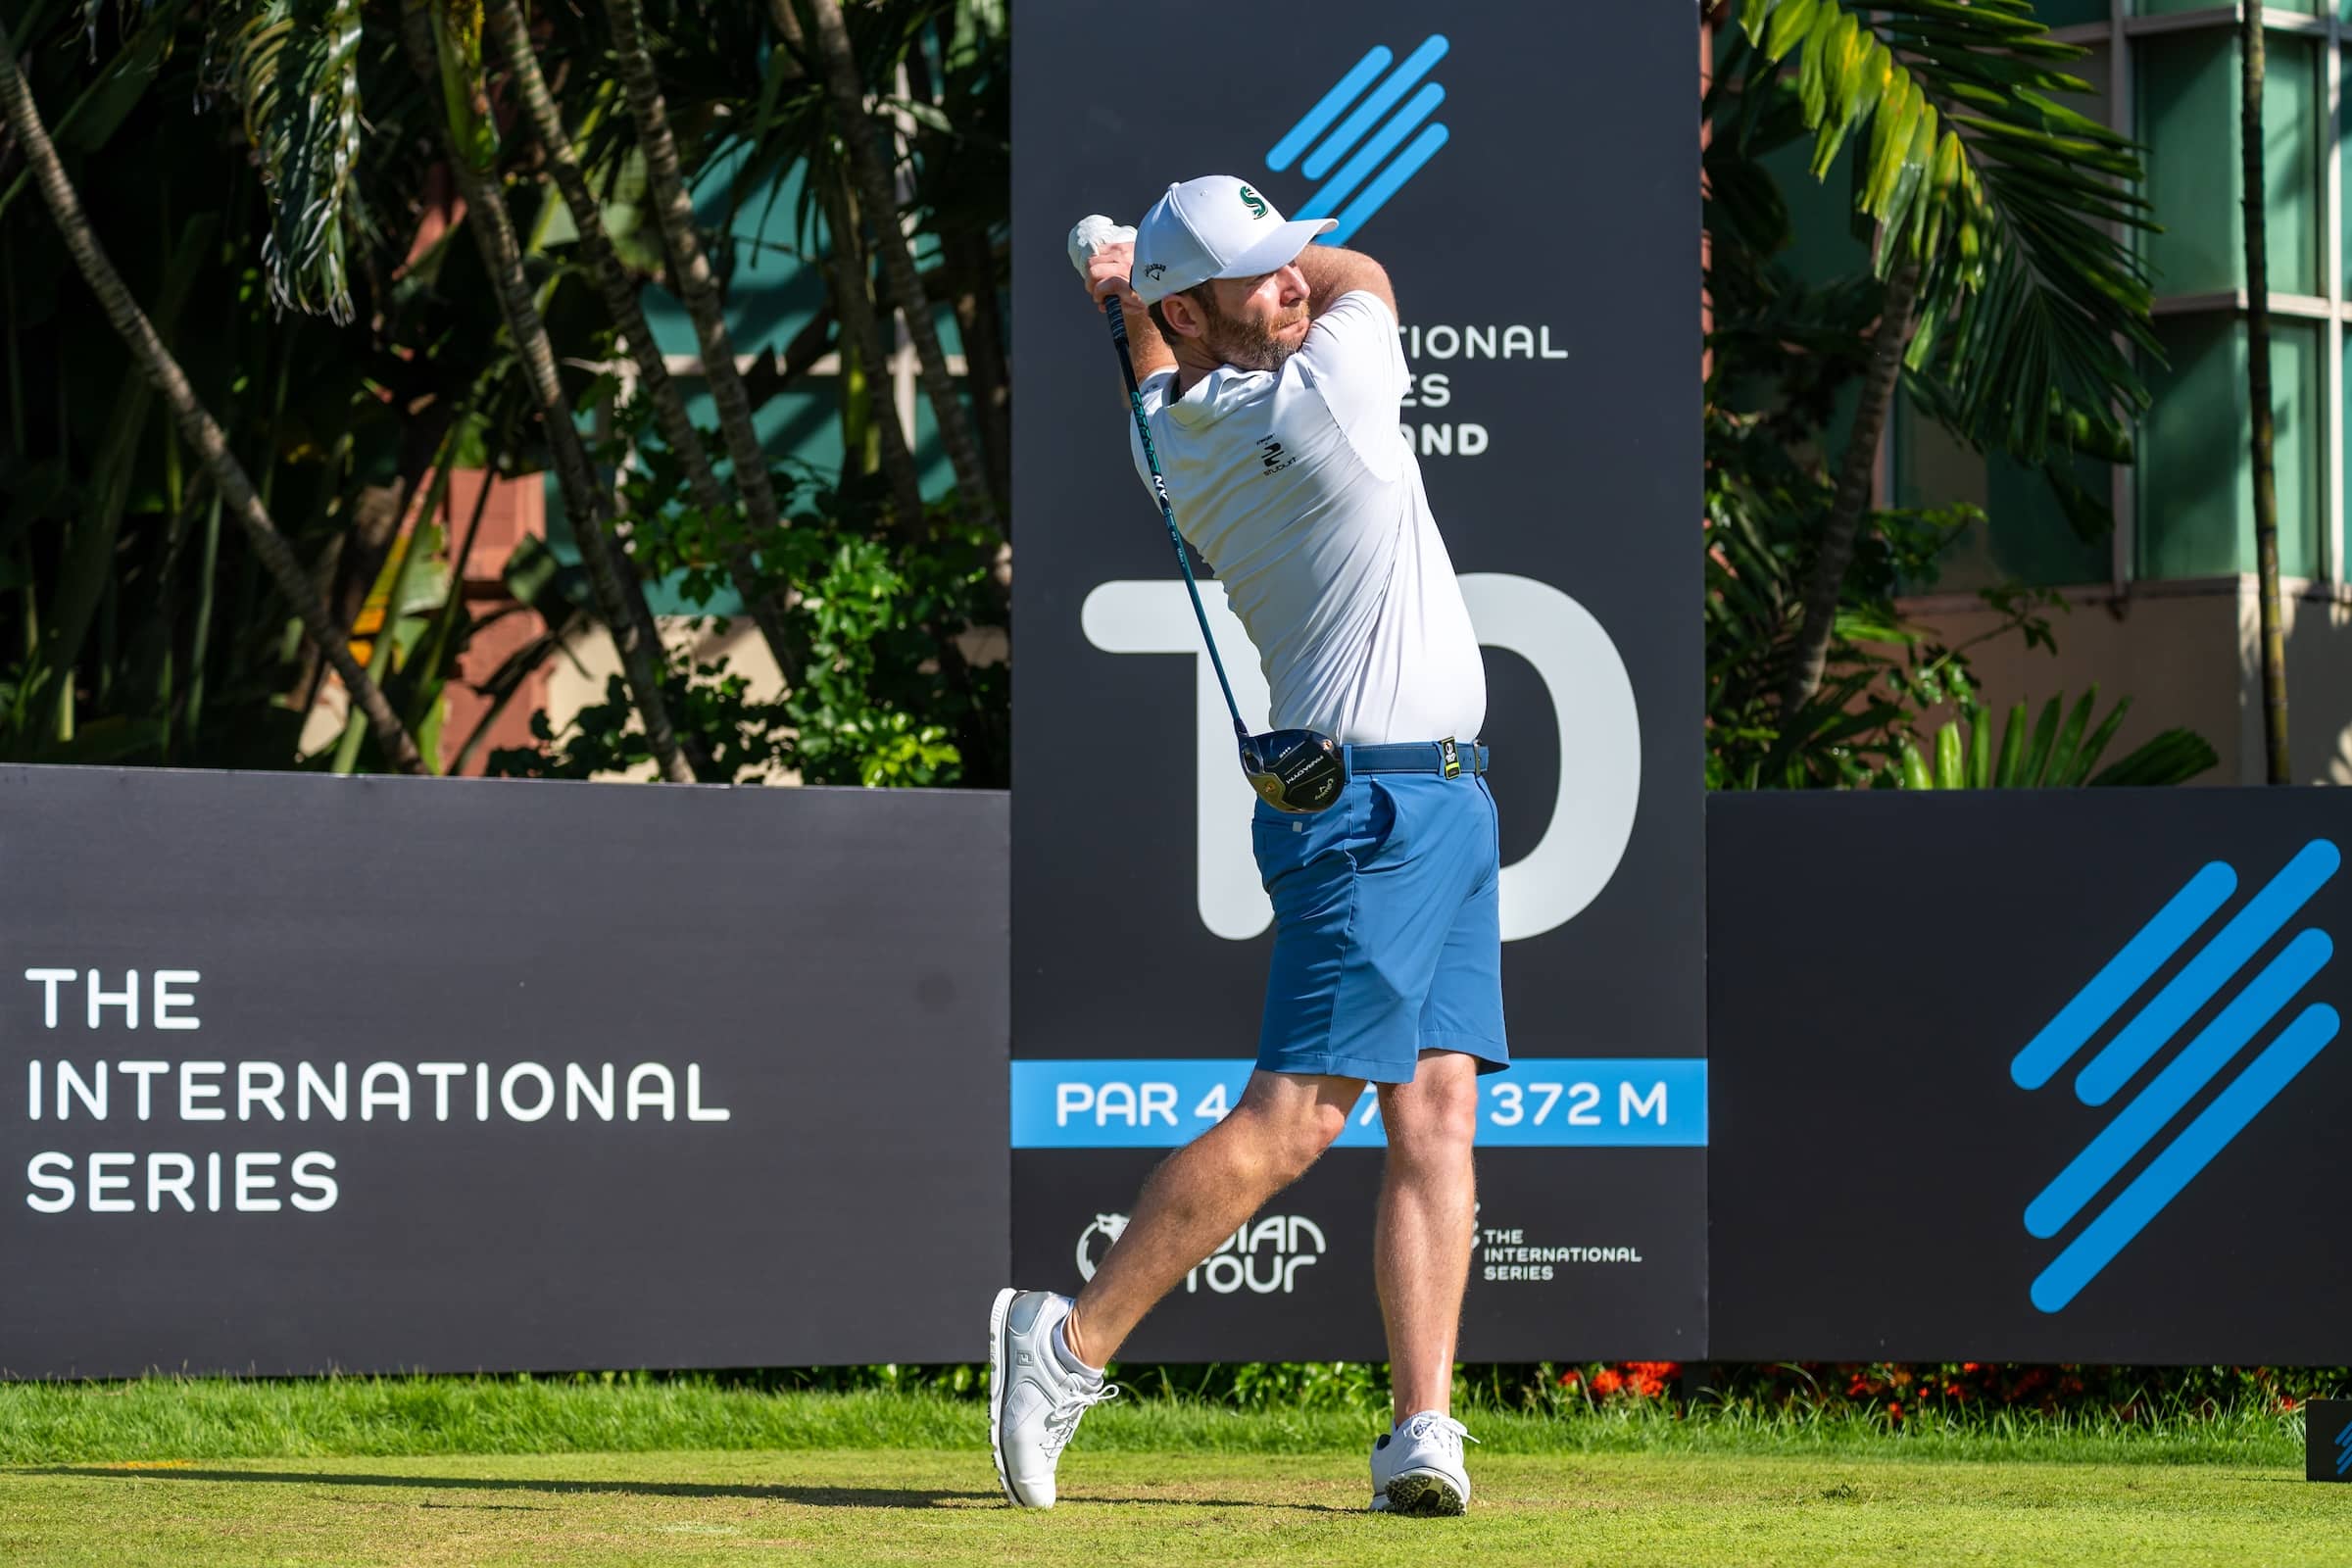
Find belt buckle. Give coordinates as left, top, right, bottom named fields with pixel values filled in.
left=1439, top=737, right=1460, bottom=780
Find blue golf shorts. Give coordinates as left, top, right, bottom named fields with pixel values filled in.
left=1250, top=770, right=1509, bottom=1085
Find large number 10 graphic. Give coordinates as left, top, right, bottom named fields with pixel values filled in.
left=1081, top=574, right=1642, bottom=942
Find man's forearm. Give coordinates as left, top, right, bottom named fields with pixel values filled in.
left=1295, top=245, right=1395, bottom=317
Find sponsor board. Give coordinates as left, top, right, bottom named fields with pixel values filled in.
left=1010, top=0, right=1703, bottom=1360
left=0, top=766, right=1008, bottom=1377
left=1712, top=791, right=2352, bottom=1362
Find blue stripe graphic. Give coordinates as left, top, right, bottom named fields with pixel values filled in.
left=1012, top=1057, right=1706, bottom=1150
left=2074, top=840, right=2340, bottom=1105
left=2011, top=861, right=2236, bottom=1090
left=1297, top=85, right=1445, bottom=224
left=2025, top=928, right=2332, bottom=1239
left=1322, top=125, right=1450, bottom=246
left=1300, top=33, right=1450, bottom=180
left=1265, top=46, right=1393, bottom=172
left=2336, top=1419, right=2352, bottom=1476
left=2030, top=1002, right=2340, bottom=1312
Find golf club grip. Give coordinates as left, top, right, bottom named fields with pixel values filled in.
left=1102, top=294, right=1145, bottom=397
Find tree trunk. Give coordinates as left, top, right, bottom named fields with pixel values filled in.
left=0, top=23, right=427, bottom=775
left=763, top=0, right=924, bottom=527
left=945, top=224, right=1011, bottom=512
left=399, top=2, right=696, bottom=783
left=1781, top=262, right=1920, bottom=715
left=900, top=35, right=1008, bottom=511
left=602, top=0, right=795, bottom=574
left=489, top=0, right=798, bottom=686
left=816, top=167, right=926, bottom=527
left=2242, top=3, right=2291, bottom=784
left=801, top=0, right=998, bottom=533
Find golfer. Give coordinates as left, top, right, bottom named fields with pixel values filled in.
left=990, top=175, right=1502, bottom=1516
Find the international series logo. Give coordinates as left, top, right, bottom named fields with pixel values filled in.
left=1263, top=33, right=1449, bottom=246
left=2336, top=1414, right=2352, bottom=1480
left=2013, top=839, right=2340, bottom=1313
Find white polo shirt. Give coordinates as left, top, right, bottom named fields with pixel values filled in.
left=1127, top=290, right=1486, bottom=747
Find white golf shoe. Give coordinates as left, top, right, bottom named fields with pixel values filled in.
left=1369, top=1409, right=1477, bottom=1515
left=988, top=1288, right=1118, bottom=1508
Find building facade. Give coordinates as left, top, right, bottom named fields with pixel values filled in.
left=1890, top=3, right=2352, bottom=784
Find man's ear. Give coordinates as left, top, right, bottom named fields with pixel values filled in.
left=1159, top=290, right=1208, bottom=340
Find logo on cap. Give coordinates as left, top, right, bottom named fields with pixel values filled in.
left=1238, top=185, right=1268, bottom=220
left=1144, top=263, right=1167, bottom=281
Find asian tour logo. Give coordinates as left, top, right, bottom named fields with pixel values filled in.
left=1074, top=1212, right=1129, bottom=1280
left=1076, top=1211, right=1326, bottom=1295
left=1264, top=33, right=1450, bottom=245
left=2013, top=840, right=2340, bottom=1312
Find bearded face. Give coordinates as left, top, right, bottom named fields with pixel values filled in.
left=1196, top=285, right=1312, bottom=372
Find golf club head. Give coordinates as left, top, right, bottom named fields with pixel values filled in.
left=1239, top=728, right=1347, bottom=814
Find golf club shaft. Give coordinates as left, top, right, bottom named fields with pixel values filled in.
left=1102, top=296, right=1250, bottom=741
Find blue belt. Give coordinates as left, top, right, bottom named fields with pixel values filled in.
left=1343, top=739, right=1489, bottom=778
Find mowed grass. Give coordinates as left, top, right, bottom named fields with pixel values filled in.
left=4, top=1446, right=2345, bottom=1567
left=0, top=1381, right=2339, bottom=1565
left=0, top=1376, right=2314, bottom=1467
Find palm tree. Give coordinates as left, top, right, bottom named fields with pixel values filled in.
left=2240, top=4, right=2290, bottom=783
left=398, top=0, right=697, bottom=783
left=486, top=0, right=800, bottom=687
left=600, top=0, right=799, bottom=670
left=798, top=0, right=999, bottom=534
left=0, top=19, right=428, bottom=775
left=1733, top=0, right=2160, bottom=715
left=757, top=0, right=925, bottom=527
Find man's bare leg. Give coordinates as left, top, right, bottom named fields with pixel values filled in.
left=1061, top=1069, right=1360, bottom=1367
left=1374, top=1051, right=1481, bottom=1423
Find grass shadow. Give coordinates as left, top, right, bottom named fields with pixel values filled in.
left=17, top=1467, right=1352, bottom=1512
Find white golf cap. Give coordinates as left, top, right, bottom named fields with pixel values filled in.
left=1129, top=175, right=1335, bottom=305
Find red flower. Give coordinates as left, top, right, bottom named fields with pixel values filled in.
left=1589, top=1368, right=1624, bottom=1396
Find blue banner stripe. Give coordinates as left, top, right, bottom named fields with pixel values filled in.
left=2074, top=840, right=2340, bottom=1105
left=1295, top=84, right=1445, bottom=224
left=2010, top=860, right=2236, bottom=1091
left=1011, top=1058, right=1705, bottom=1149
left=1322, top=124, right=1450, bottom=247
left=1301, top=33, right=1450, bottom=181
left=2031, top=1003, right=2339, bottom=1312
left=1266, top=46, right=1393, bottom=172
left=2025, top=927, right=2331, bottom=1239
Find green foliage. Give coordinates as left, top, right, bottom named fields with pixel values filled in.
left=209, top=0, right=367, bottom=320
left=485, top=377, right=1007, bottom=786
left=1893, top=676, right=2219, bottom=789
left=1731, top=0, right=2158, bottom=465
left=7, top=0, right=1009, bottom=782
left=1702, top=25, right=2211, bottom=791
left=424, top=0, right=498, bottom=174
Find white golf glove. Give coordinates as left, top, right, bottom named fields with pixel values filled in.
left=1067, top=216, right=1136, bottom=277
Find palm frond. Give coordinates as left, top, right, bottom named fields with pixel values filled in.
left=427, top=0, right=499, bottom=174
left=1740, top=0, right=2158, bottom=464
left=207, top=0, right=364, bottom=322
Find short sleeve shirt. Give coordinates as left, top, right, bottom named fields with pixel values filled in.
left=1127, top=291, right=1486, bottom=746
